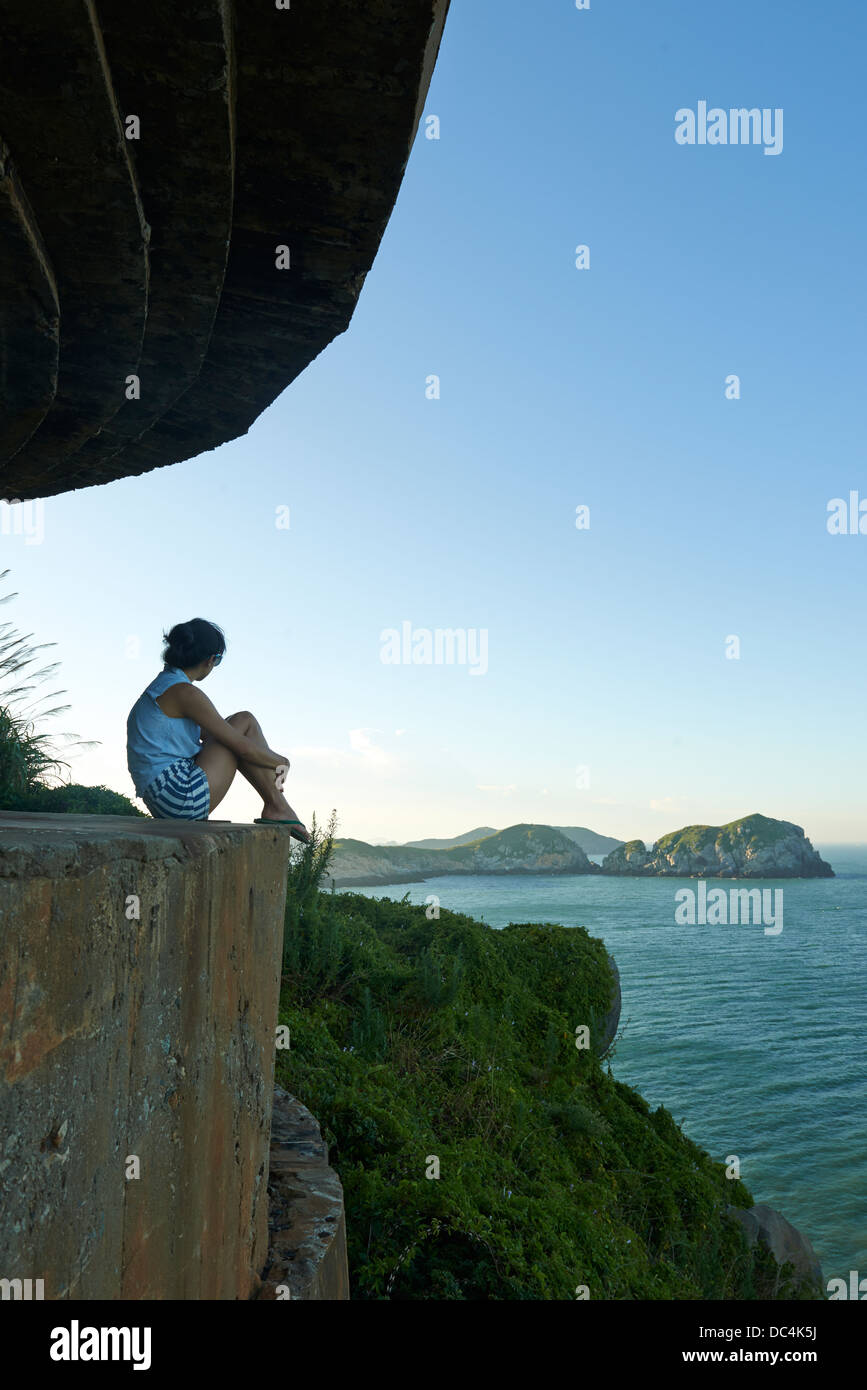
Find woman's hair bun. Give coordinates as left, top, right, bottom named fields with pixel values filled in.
left=162, top=618, right=226, bottom=670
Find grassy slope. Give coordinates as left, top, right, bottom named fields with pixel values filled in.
left=276, top=827, right=812, bottom=1301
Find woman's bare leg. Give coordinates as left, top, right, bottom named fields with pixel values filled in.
left=195, top=736, right=237, bottom=811
left=232, top=711, right=295, bottom=817
left=198, top=711, right=308, bottom=832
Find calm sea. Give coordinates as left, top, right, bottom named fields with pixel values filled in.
left=354, top=845, right=867, bottom=1285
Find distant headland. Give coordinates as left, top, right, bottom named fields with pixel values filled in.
left=328, top=824, right=595, bottom=887
left=328, top=814, right=833, bottom=887
left=601, top=814, right=833, bottom=879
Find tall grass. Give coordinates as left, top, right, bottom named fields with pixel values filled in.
left=0, top=568, right=96, bottom=806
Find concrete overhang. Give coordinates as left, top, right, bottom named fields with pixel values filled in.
left=0, top=0, right=450, bottom=501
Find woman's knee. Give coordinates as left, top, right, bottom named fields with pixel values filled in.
left=228, top=709, right=256, bottom=728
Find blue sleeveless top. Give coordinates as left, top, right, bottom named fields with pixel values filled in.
left=127, top=668, right=203, bottom=796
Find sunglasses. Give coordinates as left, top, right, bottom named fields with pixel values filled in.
left=212, top=652, right=223, bottom=666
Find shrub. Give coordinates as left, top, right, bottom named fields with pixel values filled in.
left=7, top=782, right=144, bottom=816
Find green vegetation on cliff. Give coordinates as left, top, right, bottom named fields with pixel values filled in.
left=655, top=813, right=791, bottom=855
left=276, top=821, right=809, bottom=1300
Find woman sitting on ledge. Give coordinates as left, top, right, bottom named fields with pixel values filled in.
left=126, top=618, right=310, bottom=841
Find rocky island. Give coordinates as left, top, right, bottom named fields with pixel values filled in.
left=601, top=814, right=833, bottom=879
left=330, top=815, right=834, bottom=886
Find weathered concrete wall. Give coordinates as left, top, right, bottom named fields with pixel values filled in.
left=255, top=1087, right=350, bottom=1301
left=0, top=812, right=292, bottom=1299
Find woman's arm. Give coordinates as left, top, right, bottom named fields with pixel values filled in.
left=173, top=685, right=287, bottom=771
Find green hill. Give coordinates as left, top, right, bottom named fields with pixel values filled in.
left=276, top=826, right=815, bottom=1300
left=402, top=825, right=624, bottom=856
left=403, top=827, right=498, bottom=850
left=555, top=826, right=624, bottom=855
left=329, top=823, right=598, bottom=886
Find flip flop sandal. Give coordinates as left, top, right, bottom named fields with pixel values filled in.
left=254, top=818, right=310, bottom=841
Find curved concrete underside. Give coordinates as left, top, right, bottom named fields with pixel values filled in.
left=0, top=0, right=449, bottom=501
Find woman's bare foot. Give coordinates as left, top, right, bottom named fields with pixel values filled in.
left=260, top=790, right=293, bottom=819
left=259, top=796, right=311, bottom=842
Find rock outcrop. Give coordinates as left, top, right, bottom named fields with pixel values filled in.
left=601, top=814, right=833, bottom=878
left=328, top=823, right=599, bottom=887
left=596, top=954, right=621, bottom=1059
left=0, top=0, right=450, bottom=500
left=727, top=1204, right=824, bottom=1295
left=254, top=1087, right=350, bottom=1301
left=601, top=838, right=652, bottom=874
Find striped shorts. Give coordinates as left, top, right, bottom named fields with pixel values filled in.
left=142, top=757, right=210, bottom=821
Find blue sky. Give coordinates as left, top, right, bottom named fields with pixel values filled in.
left=2, top=0, right=865, bottom=844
